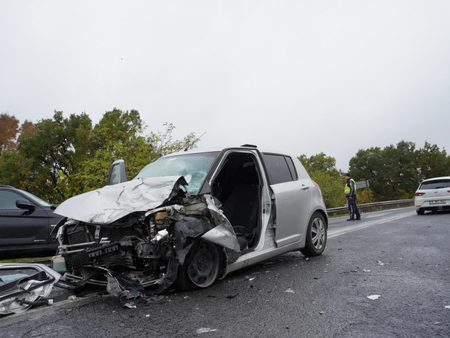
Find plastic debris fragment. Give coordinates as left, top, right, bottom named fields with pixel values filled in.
left=367, top=295, right=381, bottom=300
left=197, top=328, right=218, bottom=334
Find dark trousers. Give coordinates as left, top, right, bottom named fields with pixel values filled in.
left=347, top=196, right=360, bottom=219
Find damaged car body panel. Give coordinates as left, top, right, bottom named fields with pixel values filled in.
left=0, top=263, right=61, bottom=315
left=53, top=145, right=328, bottom=297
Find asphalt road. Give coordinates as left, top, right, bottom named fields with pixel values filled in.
left=1, top=207, right=449, bottom=338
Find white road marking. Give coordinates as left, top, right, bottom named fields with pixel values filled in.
left=328, top=210, right=413, bottom=238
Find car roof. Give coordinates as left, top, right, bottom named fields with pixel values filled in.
left=165, top=145, right=296, bottom=158
left=421, top=176, right=450, bottom=183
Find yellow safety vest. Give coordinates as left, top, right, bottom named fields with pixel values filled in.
left=344, top=179, right=356, bottom=196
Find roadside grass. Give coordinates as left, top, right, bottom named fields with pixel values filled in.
left=0, top=257, right=53, bottom=263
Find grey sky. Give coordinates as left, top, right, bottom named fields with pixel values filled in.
left=2, top=1, right=449, bottom=171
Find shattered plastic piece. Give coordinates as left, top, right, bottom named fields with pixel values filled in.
left=0, top=263, right=61, bottom=315
left=197, top=328, right=218, bottom=334
left=367, top=295, right=381, bottom=300
left=123, top=302, right=137, bottom=309
left=285, top=288, right=295, bottom=294
left=363, top=269, right=371, bottom=273
left=445, top=305, right=450, bottom=309
left=376, top=260, right=385, bottom=266
left=68, top=295, right=77, bottom=300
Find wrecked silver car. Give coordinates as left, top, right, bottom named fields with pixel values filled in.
left=53, top=145, right=328, bottom=297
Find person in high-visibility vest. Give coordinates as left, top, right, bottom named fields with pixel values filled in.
left=344, top=173, right=361, bottom=221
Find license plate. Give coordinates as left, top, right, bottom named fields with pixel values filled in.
left=429, top=200, right=446, bottom=205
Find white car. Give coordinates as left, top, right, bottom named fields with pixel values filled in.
left=53, top=145, right=328, bottom=297
left=414, top=176, right=450, bottom=215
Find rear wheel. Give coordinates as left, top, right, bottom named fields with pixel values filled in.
left=300, top=212, right=327, bottom=257
left=416, top=209, right=424, bottom=215
left=175, top=240, right=221, bottom=290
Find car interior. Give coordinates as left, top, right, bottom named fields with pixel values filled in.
left=211, top=152, right=262, bottom=249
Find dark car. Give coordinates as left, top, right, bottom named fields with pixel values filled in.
left=0, top=186, right=62, bottom=259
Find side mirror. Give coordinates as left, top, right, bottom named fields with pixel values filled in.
left=16, top=199, right=36, bottom=211
left=107, top=159, right=127, bottom=185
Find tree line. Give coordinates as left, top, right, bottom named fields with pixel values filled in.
left=1, top=111, right=449, bottom=207
left=0, top=110, right=198, bottom=203
left=299, top=140, right=450, bottom=208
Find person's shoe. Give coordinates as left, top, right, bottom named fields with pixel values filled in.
left=355, top=218, right=361, bottom=220
left=347, top=218, right=355, bottom=221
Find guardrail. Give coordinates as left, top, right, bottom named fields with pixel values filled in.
left=326, top=199, right=414, bottom=217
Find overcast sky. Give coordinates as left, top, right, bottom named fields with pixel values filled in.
left=2, top=1, right=450, bottom=171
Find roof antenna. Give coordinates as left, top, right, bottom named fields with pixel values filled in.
left=185, top=132, right=206, bottom=151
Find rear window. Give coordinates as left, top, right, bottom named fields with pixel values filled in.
left=419, top=179, right=450, bottom=190
left=263, top=154, right=298, bottom=185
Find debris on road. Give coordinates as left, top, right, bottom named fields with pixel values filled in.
left=367, top=295, right=381, bottom=300
left=0, top=263, right=61, bottom=315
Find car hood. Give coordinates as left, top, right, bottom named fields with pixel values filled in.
left=55, top=176, right=188, bottom=224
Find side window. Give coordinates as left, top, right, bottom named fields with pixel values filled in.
left=0, top=191, right=21, bottom=210
left=263, top=154, right=295, bottom=185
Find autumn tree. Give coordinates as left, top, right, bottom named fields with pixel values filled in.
left=0, top=113, right=20, bottom=154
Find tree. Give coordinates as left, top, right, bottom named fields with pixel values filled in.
left=17, top=111, right=93, bottom=201
left=2, top=109, right=200, bottom=203
left=349, top=140, right=450, bottom=201
left=0, top=113, right=20, bottom=155
left=298, top=153, right=346, bottom=208
left=415, top=141, right=449, bottom=181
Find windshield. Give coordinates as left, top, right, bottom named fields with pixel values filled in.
left=133, top=152, right=219, bottom=195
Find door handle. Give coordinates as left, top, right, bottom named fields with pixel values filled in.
left=301, top=185, right=309, bottom=190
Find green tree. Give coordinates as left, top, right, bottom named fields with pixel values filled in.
left=2, top=109, right=200, bottom=203
left=349, top=140, right=450, bottom=201
left=415, top=141, right=449, bottom=181
left=298, top=153, right=346, bottom=208
left=18, top=111, right=93, bottom=202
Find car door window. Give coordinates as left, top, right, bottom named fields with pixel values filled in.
left=0, top=191, right=22, bottom=209
left=262, top=154, right=295, bottom=185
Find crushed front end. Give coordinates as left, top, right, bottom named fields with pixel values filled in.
left=53, top=176, right=240, bottom=298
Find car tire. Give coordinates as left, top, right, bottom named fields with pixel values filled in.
left=174, top=240, right=221, bottom=290
left=416, top=209, right=424, bottom=215
left=300, top=212, right=327, bottom=257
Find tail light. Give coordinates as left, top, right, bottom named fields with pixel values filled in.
left=312, top=180, right=319, bottom=187
left=415, top=192, right=425, bottom=196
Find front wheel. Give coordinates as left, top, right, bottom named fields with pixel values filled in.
left=174, top=240, right=221, bottom=290
left=300, top=212, right=327, bottom=256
